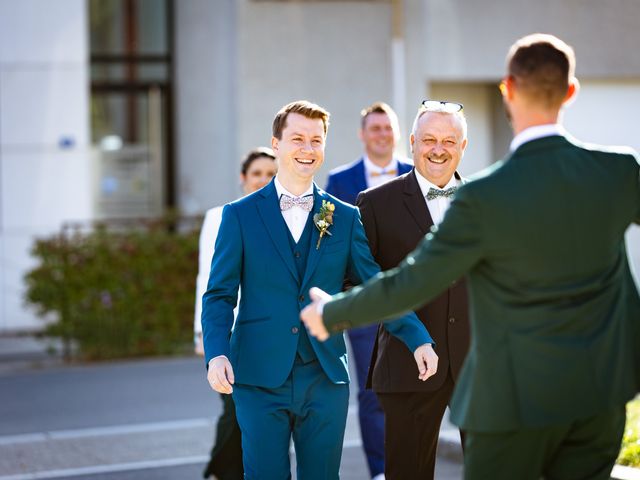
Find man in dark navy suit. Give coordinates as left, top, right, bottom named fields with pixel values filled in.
left=325, top=102, right=412, bottom=480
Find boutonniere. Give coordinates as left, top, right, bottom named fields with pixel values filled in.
left=313, top=200, right=335, bottom=249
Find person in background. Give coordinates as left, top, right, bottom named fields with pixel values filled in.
left=324, top=102, right=412, bottom=480
left=356, top=100, right=471, bottom=479
left=194, top=147, right=277, bottom=480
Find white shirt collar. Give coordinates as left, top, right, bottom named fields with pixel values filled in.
left=510, top=124, right=566, bottom=152
left=274, top=176, right=314, bottom=199
left=363, top=155, right=398, bottom=175
left=414, top=169, right=459, bottom=199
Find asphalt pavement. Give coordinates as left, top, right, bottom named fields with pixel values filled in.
left=0, top=336, right=464, bottom=480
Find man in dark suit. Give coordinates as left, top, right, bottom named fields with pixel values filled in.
left=325, top=102, right=412, bottom=480
left=202, top=100, right=437, bottom=479
left=303, top=34, right=640, bottom=480
left=356, top=102, right=471, bottom=479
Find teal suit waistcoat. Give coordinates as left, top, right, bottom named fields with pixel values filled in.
left=324, top=135, right=640, bottom=431
left=201, top=179, right=432, bottom=388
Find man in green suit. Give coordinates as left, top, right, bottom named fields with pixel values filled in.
left=301, top=33, right=640, bottom=480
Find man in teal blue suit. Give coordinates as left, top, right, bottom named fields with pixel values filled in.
left=201, top=100, right=437, bottom=479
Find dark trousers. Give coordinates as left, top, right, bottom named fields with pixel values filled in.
left=464, top=404, right=626, bottom=480
left=203, top=393, right=243, bottom=480
left=377, top=373, right=464, bottom=480
left=348, top=324, right=385, bottom=477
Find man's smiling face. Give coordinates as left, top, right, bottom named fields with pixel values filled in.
left=272, top=112, right=326, bottom=184
left=411, top=111, right=467, bottom=188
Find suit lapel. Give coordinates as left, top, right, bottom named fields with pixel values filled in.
left=301, top=184, right=326, bottom=289
left=351, top=158, right=368, bottom=196
left=256, top=180, right=300, bottom=283
left=403, top=170, right=433, bottom=235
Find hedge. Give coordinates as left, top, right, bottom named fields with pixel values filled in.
left=619, top=397, right=640, bottom=467
left=24, top=215, right=201, bottom=360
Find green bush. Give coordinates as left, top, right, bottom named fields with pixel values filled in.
left=24, top=215, right=201, bottom=360
left=619, top=397, right=640, bottom=467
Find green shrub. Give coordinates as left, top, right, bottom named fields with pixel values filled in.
left=619, top=397, right=640, bottom=467
left=24, top=215, right=201, bottom=360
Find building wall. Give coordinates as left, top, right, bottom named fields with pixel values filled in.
left=424, top=0, right=640, bottom=81
left=0, top=0, right=91, bottom=331
left=175, top=0, right=239, bottom=214
left=236, top=0, right=396, bottom=188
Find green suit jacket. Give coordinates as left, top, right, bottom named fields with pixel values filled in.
left=324, top=134, right=640, bottom=432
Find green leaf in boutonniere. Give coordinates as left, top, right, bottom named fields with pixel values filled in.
left=313, top=200, right=335, bottom=249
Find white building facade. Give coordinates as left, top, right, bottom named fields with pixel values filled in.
left=1, top=0, right=639, bottom=331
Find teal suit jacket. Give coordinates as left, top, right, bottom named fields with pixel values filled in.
left=324, top=135, right=640, bottom=431
left=202, top=179, right=432, bottom=388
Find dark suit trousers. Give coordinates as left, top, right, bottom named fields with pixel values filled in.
left=348, top=324, right=385, bottom=477
left=464, top=405, right=626, bottom=480
left=377, top=373, right=464, bottom=480
left=203, top=393, right=243, bottom=480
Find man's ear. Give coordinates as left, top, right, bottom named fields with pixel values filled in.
left=563, top=77, right=580, bottom=106
left=499, top=76, right=516, bottom=101
left=409, top=134, right=415, bottom=154
left=271, top=136, right=279, bottom=152
left=460, top=138, right=468, bottom=154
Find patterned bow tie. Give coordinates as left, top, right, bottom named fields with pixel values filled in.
left=370, top=169, right=397, bottom=177
left=426, top=186, right=457, bottom=201
left=279, top=194, right=314, bottom=212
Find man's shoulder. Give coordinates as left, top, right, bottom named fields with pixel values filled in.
left=359, top=170, right=410, bottom=201
left=326, top=157, right=364, bottom=179
left=571, top=137, right=639, bottom=162
left=396, top=157, right=414, bottom=171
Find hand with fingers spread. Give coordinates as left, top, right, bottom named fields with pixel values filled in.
left=207, top=355, right=235, bottom=394
left=413, top=343, right=438, bottom=381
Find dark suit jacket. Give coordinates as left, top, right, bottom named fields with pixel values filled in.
left=324, top=135, right=640, bottom=432
left=357, top=170, right=470, bottom=393
left=325, top=156, right=413, bottom=205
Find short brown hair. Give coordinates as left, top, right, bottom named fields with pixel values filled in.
left=506, top=33, right=576, bottom=108
left=360, top=101, right=397, bottom=129
left=272, top=100, right=330, bottom=139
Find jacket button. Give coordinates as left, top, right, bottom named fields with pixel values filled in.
left=448, top=317, right=455, bottom=324
left=291, top=326, right=299, bottom=334
left=294, top=251, right=301, bottom=258
left=299, top=295, right=304, bottom=302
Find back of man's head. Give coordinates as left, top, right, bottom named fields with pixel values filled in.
left=506, top=33, right=575, bottom=109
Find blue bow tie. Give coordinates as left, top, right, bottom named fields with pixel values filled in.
left=279, top=194, right=314, bottom=212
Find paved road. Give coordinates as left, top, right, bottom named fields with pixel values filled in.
left=0, top=356, right=463, bottom=479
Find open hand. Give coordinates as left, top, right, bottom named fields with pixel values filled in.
left=207, top=356, right=235, bottom=394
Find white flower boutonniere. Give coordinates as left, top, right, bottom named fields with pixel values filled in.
left=313, top=200, right=335, bottom=249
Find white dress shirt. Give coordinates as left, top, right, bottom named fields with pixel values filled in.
left=274, top=176, right=314, bottom=243
left=414, top=170, right=460, bottom=226
left=364, top=156, right=399, bottom=189
left=510, top=123, right=566, bottom=152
